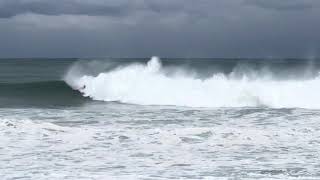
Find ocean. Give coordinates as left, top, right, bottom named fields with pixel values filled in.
left=0, top=57, right=320, bottom=179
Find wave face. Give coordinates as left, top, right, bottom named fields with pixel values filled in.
left=64, top=57, right=320, bottom=109
left=0, top=81, right=87, bottom=107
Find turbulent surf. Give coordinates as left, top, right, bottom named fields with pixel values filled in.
left=1, top=57, right=320, bottom=179
left=64, top=56, right=320, bottom=109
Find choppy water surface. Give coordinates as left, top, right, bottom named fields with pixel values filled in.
left=1, top=105, right=320, bottom=179
left=1, top=58, right=320, bottom=179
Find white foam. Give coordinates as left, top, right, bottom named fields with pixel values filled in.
left=65, top=56, right=320, bottom=109
left=1, top=108, right=320, bottom=179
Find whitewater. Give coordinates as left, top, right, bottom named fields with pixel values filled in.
left=1, top=57, right=320, bottom=179
left=66, top=56, right=320, bottom=109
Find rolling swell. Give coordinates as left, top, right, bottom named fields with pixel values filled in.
left=0, top=81, right=89, bottom=108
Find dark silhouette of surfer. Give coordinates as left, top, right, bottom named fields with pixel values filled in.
left=79, top=85, right=86, bottom=91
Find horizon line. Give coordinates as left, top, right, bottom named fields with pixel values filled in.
left=0, top=57, right=319, bottom=60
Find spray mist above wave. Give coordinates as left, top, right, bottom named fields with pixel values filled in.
left=65, top=56, right=320, bottom=109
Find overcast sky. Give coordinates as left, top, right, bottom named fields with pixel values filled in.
left=0, top=0, right=319, bottom=58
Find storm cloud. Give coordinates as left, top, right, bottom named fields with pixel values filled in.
left=0, top=0, right=131, bottom=18
left=0, top=0, right=319, bottom=58
left=245, top=0, right=316, bottom=11
left=0, top=0, right=189, bottom=18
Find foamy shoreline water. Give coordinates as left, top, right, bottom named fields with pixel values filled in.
left=1, top=106, right=320, bottom=179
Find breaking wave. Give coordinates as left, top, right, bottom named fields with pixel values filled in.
left=65, top=56, right=320, bottom=109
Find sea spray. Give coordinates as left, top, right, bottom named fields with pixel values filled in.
left=65, top=57, right=320, bottom=108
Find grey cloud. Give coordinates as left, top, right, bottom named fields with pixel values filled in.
left=245, top=0, right=316, bottom=11
left=0, top=0, right=134, bottom=18
left=0, top=0, right=191, bottom=18
left=0, top=0, right=320, bottom=58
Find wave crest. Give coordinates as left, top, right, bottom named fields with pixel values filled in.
left=64, top=57, right=320, bottom=109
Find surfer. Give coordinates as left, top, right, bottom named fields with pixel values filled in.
left=78, top=85, right=86, bottom=91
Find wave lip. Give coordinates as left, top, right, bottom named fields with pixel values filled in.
left=65, top=56, right=320, bottom=109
